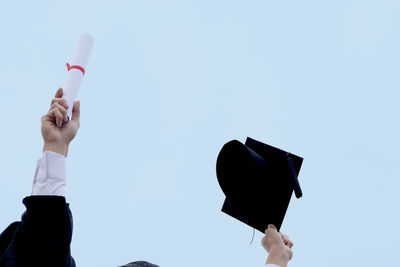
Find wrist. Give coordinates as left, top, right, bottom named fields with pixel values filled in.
left=266, top=245, right=291, bottom=267
left=43, top=142, right=69, bottom=157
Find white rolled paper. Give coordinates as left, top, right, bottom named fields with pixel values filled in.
left=63, top=34, right=94, bottom=120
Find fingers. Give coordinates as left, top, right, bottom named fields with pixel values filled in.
left=50, top=94, right=69, bottom=118
left=263, top=224, right=280, bottom=252
left=42, top=88, right=76, bottom=128
left=45, top=99, right=69, bottom=127
left=51, top=102, right=68, bottom=120
left=51, top=97, right=69, bottom=108
left=71, top=101, right=80, bottom=125
left=49, top=108, right=64, bottom=127
left=264, top=225, right=294, bottom=249
left=51, top=88, right=69, bottom=119
left=55, top=87, right=63, bottom=98
left=280, top=232, right=294, bottom=249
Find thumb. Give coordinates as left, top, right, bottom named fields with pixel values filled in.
left=71, top=101, right=80, bottom=124
left=268, top=224, right=277, bottom=231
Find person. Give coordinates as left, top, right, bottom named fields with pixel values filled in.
left=0, top=88, right=294, bottom=267
left=0, top=88, right=79, bottom=266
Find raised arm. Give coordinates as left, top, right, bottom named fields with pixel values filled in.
left=0, top=88, right=80, bottom=266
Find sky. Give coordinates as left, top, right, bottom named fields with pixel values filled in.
left=0, top=0, right=399, bottom=266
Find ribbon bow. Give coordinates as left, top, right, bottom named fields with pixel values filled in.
left=66, top=62, right=85, bottom=75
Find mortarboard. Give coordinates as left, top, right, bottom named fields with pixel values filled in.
left=216, top=137, right=303, bottom=233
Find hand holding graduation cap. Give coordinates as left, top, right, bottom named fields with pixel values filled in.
left=262, top=224, right=293, bottom=267
left=216, top=138, right=302, bottom=265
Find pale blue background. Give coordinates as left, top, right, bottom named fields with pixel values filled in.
left=0, top=1, right=399, bottom=266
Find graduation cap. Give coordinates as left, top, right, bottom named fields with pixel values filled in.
left=216, top=137, right=303, bottom=233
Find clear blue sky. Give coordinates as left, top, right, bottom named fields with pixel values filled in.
left=0, top=0, right=399, bottom=266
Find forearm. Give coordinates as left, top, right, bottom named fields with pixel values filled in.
left=266, top=246, right=290, bottom=267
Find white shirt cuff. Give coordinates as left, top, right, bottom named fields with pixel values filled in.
left=31, top=151, right=67, bottom=197
left=265, top=264, right=280, bottom=267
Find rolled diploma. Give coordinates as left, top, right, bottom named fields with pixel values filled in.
left=63, top=34, right=94, bottom=120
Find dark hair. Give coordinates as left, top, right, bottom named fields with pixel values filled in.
left=119, top=261, right=159, bottom=267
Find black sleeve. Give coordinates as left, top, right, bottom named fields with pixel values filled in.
left=0, top=196, right=75, bottom=267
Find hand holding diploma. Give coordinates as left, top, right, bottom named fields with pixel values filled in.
left=41, top=88, right=80, bottom=157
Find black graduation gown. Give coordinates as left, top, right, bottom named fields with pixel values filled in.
left=0, top=196, right=75, bottom=267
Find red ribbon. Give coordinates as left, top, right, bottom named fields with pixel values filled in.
left=66, top=62, right=85, bottom=75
